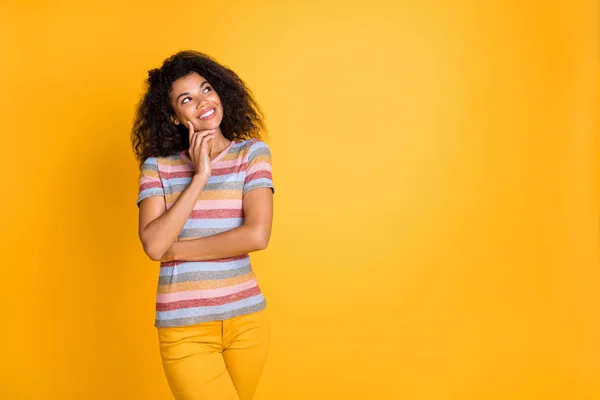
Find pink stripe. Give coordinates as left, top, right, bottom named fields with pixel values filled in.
left=247, top=170, right=272, bottom=181
left=157, top=286, right=260, bottom=310
left=161, top=170, right=193, bottom=179
left=166, top=199, right=242, bottom=209
left=156, top=279, right=258, bottom=302
left=213, top=158, right=244, bottom=168
left=211, top=163, right=249, bottom=176
left=192, top=200, right=242, bottom=210
left=159, top=163, right=192, bottom=173
left=248, top=161, right=272, bottom=174
left=140, top=176, right=159, bottom=184
left=140, top=182, right=161, bottom=191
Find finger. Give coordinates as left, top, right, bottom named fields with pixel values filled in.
left=198, top=135, right=210, bottom=151
left=198, top=135, right=215, bottom=153
left=194, top=132, right=215, bottom=154
left=194, top=132, right=215, bottom=152
left=187, top=121, right=198, bottom=152
left=189, top=131, right=199, bottom=156
left=193, top=131, right=204, bottom=156
left=195, top=129, right=217, bottom=140
left=187, top=121, right=195, bottom=136
left=200, top=134, right=216, bottom=144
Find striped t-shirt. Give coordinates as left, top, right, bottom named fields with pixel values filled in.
left=136, top=138, right=274, bottom=328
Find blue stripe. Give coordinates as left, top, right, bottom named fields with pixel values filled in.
left=139, top=188, right=164, bottom=196
left=142, top=157, right=158, bottom=169
left=159, top=257, right=251, bottom=277
left=163, top=173, right=244, bottom=186
left=183, top=218, right=243, bottom=229
left=207, top=172, right=245, bottom=184
left=137, top=189, right=164, bottom=205
left=156, top=294, right=265, bottom=320
left=164, top=177, right=192, bottom=185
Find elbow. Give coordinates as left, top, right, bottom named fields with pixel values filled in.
left=256, top=239, right=268, bottom=251
left=147, top=252, right=163, bottom=262
left=139, top=227, right=169, bottom=261
left=246, top=222, right=271, bottom=251
left=253, top=230, right=271, bottom=251
left=142, top=240, right=165, bottom=262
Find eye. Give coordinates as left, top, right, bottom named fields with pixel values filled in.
left=203, top=86, right=212, bottom=93
left=181, top=96, right=192, bottom=104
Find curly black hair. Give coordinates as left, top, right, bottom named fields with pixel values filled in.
left=131, top=50, right=265, bottom=165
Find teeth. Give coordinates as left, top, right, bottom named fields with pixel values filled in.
left=199, top=109, right=214, bottom=119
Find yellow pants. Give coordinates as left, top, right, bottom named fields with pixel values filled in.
left=157, top=309, right=270, bottom=400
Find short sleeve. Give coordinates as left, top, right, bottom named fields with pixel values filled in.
left=243, top=140, right=275, bottom=195
left=136, top=157, right=165, bottom=207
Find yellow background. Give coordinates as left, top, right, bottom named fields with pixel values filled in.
left=1, top=0, right=598, bottom=399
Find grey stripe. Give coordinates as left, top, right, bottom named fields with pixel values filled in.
left=236, top=140, right=253, bottom=152
left=137, top=190, right=165, bottom=206
left=243, top=183, right=274, bottom=195
left=164, top=184, right=189, bottom=195
left=143, top=161, right=158, bottom=171
left=155, top=300, right=266, bottom=328
left=179, top=228, right=233, bottom=238
left=204, top=181, right=244, bottom=191
left=158, top=264, right=252, bottom=285
left=165, top=182, right=243, bottom=194
left=249, top=146, right=270, bottom=162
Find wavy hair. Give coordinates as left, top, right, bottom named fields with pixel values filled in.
left=131, top=50, right=265, bottom=165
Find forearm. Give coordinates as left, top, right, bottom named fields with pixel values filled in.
left=164, top=224, right=268, bottom=262
left=141, top=174, right=209, bottom=260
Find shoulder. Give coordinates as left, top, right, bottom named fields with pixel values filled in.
left=228, top=139, right=271, bottom=161
left=141, top=153, right=185, bottom=170
left=236, top=138, right=271, bottom=149
left=140, top=156, right=158, bottom=170
left=239, top=139, right=272, bottom=159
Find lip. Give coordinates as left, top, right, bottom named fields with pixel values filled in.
left=197, top=107, right=217, bottom=120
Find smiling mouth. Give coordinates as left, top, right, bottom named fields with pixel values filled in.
left=198, top=108, right=216, bottom=120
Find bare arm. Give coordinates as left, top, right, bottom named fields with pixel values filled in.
left=138, top=123, right=216, bottom=261
left=138, top=174, right=209, bottom=261
left=161, top=187, right=274, bottom=262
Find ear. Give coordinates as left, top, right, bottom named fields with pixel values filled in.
left=171, top=115, right=180, bottom=125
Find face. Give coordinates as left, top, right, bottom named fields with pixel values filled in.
left=169, top=72, right=223, bottom=132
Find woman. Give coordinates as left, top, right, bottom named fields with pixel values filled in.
left=131, top=50, right=274, bottom=400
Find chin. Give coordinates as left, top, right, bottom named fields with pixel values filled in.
left=205, top=119, right=222, bottom=129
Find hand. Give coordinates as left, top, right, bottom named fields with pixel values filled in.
left=187, top=121, right=215, bottom=178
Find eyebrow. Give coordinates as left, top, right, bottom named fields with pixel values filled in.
left=175, top=81, right=209, bottom=102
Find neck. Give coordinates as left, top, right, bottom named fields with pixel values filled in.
left=209, top=130, right=231, bottom=157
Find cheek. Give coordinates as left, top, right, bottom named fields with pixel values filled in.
left=169, top=102, right=181, bottom=119
left=210, top=93, right=221, bottom=106
left=176, top=106, right=194, bottom=120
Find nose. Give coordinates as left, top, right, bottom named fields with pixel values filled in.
left=196, top=97, right=209, bottom=109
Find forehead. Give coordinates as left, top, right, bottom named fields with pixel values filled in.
left=170, top=72, right=207, bottom=95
